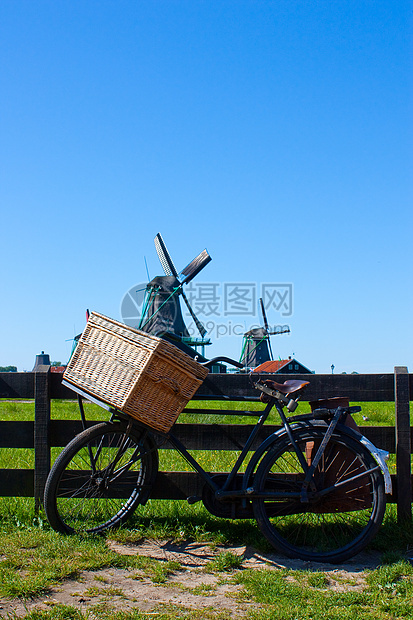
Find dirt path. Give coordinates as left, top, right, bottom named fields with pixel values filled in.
left=0, top=541, right=383, bottom=618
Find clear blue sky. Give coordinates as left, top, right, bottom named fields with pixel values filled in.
left=1, top=0, right=412, bottom=374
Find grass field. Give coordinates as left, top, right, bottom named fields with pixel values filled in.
left=0, top=398, right=400, bottom=469
left=0, top=498, right=412, bottom=619
left=0, top=399, right=412, bottom=619
left=0, top=398, right=399, bottom=424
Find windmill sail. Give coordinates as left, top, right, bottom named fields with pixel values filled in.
left=181, top=249, right=212, bottom=284
left=152, top=233, right=209, bottom=338
left=154, top=233, right=179, bottom=277
left=139, top=233, right=211, bottom=343
left=260, top=297, right=269, bottom=332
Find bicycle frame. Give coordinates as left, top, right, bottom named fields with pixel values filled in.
left=66, top=380, right=301, bottom=500
left=165, top=398, right=276, bottom=500
left=157, top=396, right=392, bottom=504
left=64, top=379, right=391, bottom=507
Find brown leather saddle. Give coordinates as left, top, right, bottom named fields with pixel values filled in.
left=251, top=361, right=310, bottom=397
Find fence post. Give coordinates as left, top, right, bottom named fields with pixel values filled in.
left=34, top=363, right=51, bottom=511
left=394, top=366, right=412, bottom=523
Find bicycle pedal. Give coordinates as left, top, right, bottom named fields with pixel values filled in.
left=187, top=495, right=202, bottom=505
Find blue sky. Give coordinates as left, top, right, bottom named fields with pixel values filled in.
left=1, top=0, right=411, bottom=373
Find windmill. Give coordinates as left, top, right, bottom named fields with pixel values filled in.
left=239, top=298, right=290, bottom=368
left=138, top=233, right=212, bottom=357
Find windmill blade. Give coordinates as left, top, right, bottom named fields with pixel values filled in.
left=154, top=232, right=208, bottom=337
left=180, top=290, right=207, bottom=337
left=181, top=249, right=212, bottom=284
left=259, top=298, right=269, bottom=332
left=267, top=335, right=274, bottom=361
left=268, top=326, right=290, bottom=335
left=154, top=233, right=179, bottom=278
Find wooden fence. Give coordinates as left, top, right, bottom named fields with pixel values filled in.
left=0, top=366, right=412, bottom=522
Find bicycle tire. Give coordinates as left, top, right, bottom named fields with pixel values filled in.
left=44, top=421, right=158, bottom=534
left=252, top=426, right=385, bottom=563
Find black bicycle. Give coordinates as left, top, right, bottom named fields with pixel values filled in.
left=44, top=357, right=391, bottom=563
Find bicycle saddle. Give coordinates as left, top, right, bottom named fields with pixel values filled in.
left=256, top=378, right=310, bottom=395
left=251, top=361, right=310, bottom=395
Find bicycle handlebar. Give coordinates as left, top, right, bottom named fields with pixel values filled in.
left=200, top=356, right=244, bottom=369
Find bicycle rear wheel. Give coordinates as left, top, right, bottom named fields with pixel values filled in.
left=44, top=421, right=158, bottom=534
left=252, top=427, right=385, bottom=563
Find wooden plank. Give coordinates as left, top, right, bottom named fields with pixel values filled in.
left=151, top=472, right=406, bottom=504
left=183, top=408, right=262, bottom=417
left=0, top=371, right=403, bottom=402
left=47, top=420, right=284, bottom=449
left=150, top=472, right=203, bottom=500
left=0, top=372, right=34, bottom=398
left=50, top=420, right=98, bottom=446
left=361, top=426, right=395, bottom=453
left=0, top=469, right=406, bottom=503
left=34, top=366, right=50, bottom=510
left=0, top=421, right=34, bottom=447
left=167, top=424, right=396, bottom=453
left=50, top=373, right=79, bottom=399
left=47, top=420, right=396, bottom=453
left=0, top=469, right=34, bottom=496
left=394, top=367, right=412, bottom=523
left=195, top=372, right=396, bottom=401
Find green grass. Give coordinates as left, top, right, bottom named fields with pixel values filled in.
left=13, top=606, right=238, bottom=619
left=0, top=399, right=400, bottom=471
left=6, top=607, right=87, bottom=620
left=234, top=560, right=413, bottom=619
left=0, top=522, right=412, bottom=619
left=0, top=398, right=412, bottom=619
left=0, top=500, right=412, bottom=619
left=204, top=550, right=244, bottom=572
left=0, top=398, right=399, bottom=424
left=1, top=497, right=412, bottom=562
left=0, top=529, right=119, bottom=598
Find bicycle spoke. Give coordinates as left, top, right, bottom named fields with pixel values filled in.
left=44, top=423, right=158, bottom=534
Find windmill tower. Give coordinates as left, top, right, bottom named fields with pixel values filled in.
left=138, top=233, right=212, bottom=357
left=239, top=298, right=290, bottom=368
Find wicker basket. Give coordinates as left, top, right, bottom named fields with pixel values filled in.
left=63, top=312, right=209, bottom=433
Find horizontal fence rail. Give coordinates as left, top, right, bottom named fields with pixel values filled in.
left=0, top=367, right=412, bottom=521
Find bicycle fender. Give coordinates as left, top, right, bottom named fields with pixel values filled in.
left=326, top=422, right=392, bottom=495
left=358, top=435, right=392, bottom=494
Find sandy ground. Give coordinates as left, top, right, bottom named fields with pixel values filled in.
left=0, top=541, right=386, bottom=618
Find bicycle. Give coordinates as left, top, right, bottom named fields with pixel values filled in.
left=44, top=356, right=391, bottom=563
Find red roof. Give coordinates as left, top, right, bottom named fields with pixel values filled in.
left=253, top=360, right=290, bottom=372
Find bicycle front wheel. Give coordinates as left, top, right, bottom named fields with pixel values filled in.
left=44, top=421, right=159, bottom=534
left=253, top=427, right=385, bottom=563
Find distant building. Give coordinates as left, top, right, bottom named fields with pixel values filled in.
left=255, top=357, right=314, bottom=374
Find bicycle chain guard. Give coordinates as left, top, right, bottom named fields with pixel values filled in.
left=201, top=475, right=254, bottom=519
